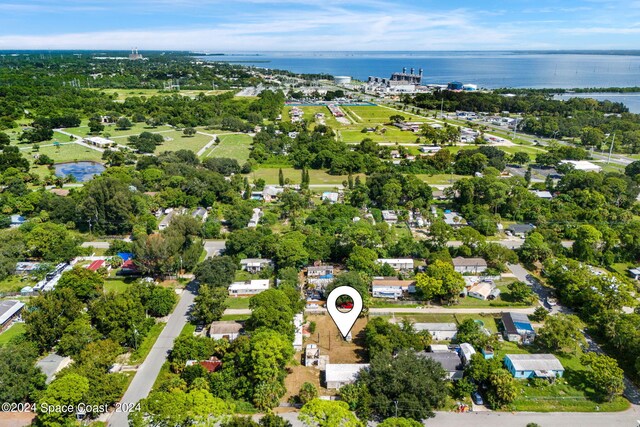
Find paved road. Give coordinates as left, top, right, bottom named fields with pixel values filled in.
left=224, top=306, right=537, bottom=316
left=81, top=241, right=110, bottom=249
left=448, top=240, right=573, bottom=250
left=108, top=284, right=196, bottom=426
left=203, top=240, right=226, bottom=259
left=277, top=407, right=640, bottom=427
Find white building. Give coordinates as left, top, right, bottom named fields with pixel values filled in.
left=158, top=210, right=175, bottom=230
left=293, top=313, right=304, bottom=351
left=376, top=258, right=414, bottom=271
left=322, top=192, right=340, bottom=204
left=228, top=279, right=269, bottom=297
left=371, top=278, right=416, bottom=299
left=208, top=321, right=244, bottom=341
left=412, top=323, right=458, bottom=341
left=459, top=343, right=476, bottom=366
left=248, top=208, right=262, bottom=228
left=325, top=364, right=369, bottom=389
left=240, top=258, right=273, bottom=274
left=85, top=136, right=115, bottom=148
left=0, top=300, right=25, bottom=332
left=381, top=210, right=398, bottom=224
left=467, top=282, right=499, bottom=300
left=452, top=257, right=488, bottom=274
left=443, top=212, right=466, bottom=228
left=559, top=160, right=602, bottom=172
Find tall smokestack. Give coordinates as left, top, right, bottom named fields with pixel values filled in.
left=419, top=68, right=423, bottom=76
left=410, top=68, right=415, bottom=75
left=402, top=67, right=406, bottom=74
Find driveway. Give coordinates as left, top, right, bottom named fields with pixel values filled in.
left=108, top=283, right=197, bottom=426
left=203, top=240, right=226, bottom=258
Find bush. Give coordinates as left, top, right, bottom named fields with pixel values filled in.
left=308, top=321, right=316, bottom=334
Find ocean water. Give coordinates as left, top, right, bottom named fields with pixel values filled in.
left=553, top=92, right=640, bottom=113
left=199, top=51, right=640, bottom=90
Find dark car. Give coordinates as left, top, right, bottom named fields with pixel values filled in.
left=195, top=324, right=204, bottom=333
left=471, top=391, right=484, bottom=405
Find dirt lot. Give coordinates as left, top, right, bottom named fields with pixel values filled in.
left=284, top=314, right=369, bottom=399
left=305, top=314, right=368, bottom=364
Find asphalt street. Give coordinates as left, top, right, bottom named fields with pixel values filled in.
left=108, top=283, right=196, bottom=426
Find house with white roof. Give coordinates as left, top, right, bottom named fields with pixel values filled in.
left=240, top=258, right=273, bottom=274
left=376, top=258, right=414, bottom=271
left=324, top=364, right=369, bottom=389
left=228, top=279, right=269, bottom=297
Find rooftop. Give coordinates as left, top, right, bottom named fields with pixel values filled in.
left=505, top=354, right=564, bottom=371
left=0, top=300, right=24, bottom=325
left=209, top=321, right=244, bottom=335
left=325, top=364, right=369, bottom=382
left=452, top=257, right=487, bottom=267
left=412, top=322, right=458, bottom=332
left=416, top=351, right=463, bottom=372
left=502, top=312, right=534, bottom=335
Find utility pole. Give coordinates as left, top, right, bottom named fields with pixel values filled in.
left=440, top=98, right=444, bottom=119
left=607, top=132, right=616, bottom=164
left=394, top=400, right=398, bottom=418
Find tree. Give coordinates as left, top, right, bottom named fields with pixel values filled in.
left=253, top=379, right=286, bottom=410
left=191, top=284, right=228, bottom=324
left=89, top=292, right=151, bottom=348
left=279, top=168, right=285, bottom=186
left=58, top=315, right=101, bottom=357
left=415, top=273, right=442, bottom=302
left=116, top=117, right=133, bottom=130
left=536, top=314, right=586, bottom=354
left=56, top=266, right=104, bottom=302
left=422, top=259, right=465, bottom=304
left=129, top=131, right=164, bottom=153
left=511, top=151, right=530, bottom=165
left=519, top=232, right=552, bottom=264
left=580, top=353, right=625, bottom=402
left=625, top=160, right=640, bottom=178
left=183, top=127, right=197, bottom=137
left=299, top=399, right=361, bottom=427
left=0, top=341, right=46, bottom=404
left=260, top=413, right=292, bottom=427
left=456, top=318, right=490, bottom=349
left=346, top=246, right=378, bottom=273
left=580, top=126, right=605, bottom=148
left=378, top=418, right=422, bottom=427
left=88, top=117, right=105, bottom=134
left=37, top=373, right=90, bottom=424
left=194, top=256, right=237, bottom=288
left=299, top=382, right=319, bottom=404
left=356, top=350, right=447, bottom=421
left=486, top=369, right=518, bottom=408
left=530, top=306, right=549, bottom=322
left=23, top=288, right=83, bottom=352
left=247, top=289, right=296, bottom=339
left=573, top=225, right=603, bottom=262
left=26, top=222, right=79, bottom=262
left=507, top=281, right=536, bottom=304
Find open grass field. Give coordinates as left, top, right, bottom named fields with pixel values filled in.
left=92, top=88, right=231, bottom=101
left=225, top=296, right=251, bottom=309
left=104, top=277, right=135, bottom=294
left=414, top=173, right=466, bottom=185
left=340, top=127, right=423, bottom=144
left=153, top=131, right=213, bottom=154
left=31, top=143, right=104, bottom=164
left=246, top=167, right=362, bottom=186
left=204, top=133, right=253, bottom=162
left=0, top=323, right=25, bottom=346
left=63, top=121, right=174, bottom=139
left=344, top=105, right=430, bottom=124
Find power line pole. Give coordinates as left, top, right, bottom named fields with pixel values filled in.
left=607, top=132, right=616, bottom=164
left=394, top=400, right=398, bottom=418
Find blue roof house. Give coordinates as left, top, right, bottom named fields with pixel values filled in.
left=504, top=354, right=564, bottom=379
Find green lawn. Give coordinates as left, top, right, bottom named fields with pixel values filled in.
left=225, top=296, right=251, bottom=309
left=204, top=133, right=253, bottom=162
left=0, top=323, right=26, bottom=346
left=129, top=322, right=165, bottom=364
left=220, top=314, right=251, bottom=321
left=152, top=131, right=213, bottom=154
left=29, top=143, right=104, bottom=165
left=0, top=276, right=31, bottom=293
left=415, top=173, right=466, bottom=185
left=92, top=88, right=231, bottom=101
left=245, top=167, right=361, bottom=186
left=104, top=277, right=135, bottom=294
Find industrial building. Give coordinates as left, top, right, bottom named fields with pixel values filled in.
left=367, top=67, right=423, bottom=92
left=334, top=76, right=352, bottom=85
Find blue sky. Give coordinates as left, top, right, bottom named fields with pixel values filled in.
left=0, top=0, right=637, bottom=50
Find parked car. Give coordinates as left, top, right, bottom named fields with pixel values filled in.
left=546, top=296, right=558, bottom=307
left=471, top=391, right=484, bottom=405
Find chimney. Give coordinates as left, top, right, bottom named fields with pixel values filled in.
left=402, top=67, right=406, bottom=74
left=419, top=68, right=424, bottom=76
left=410, top=68, right=415, bottom=75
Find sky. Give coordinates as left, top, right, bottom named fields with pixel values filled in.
left=0, top=0, right=638, bottom=51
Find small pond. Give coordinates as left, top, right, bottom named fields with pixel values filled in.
left=54, top=161, right=105, bottom=182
